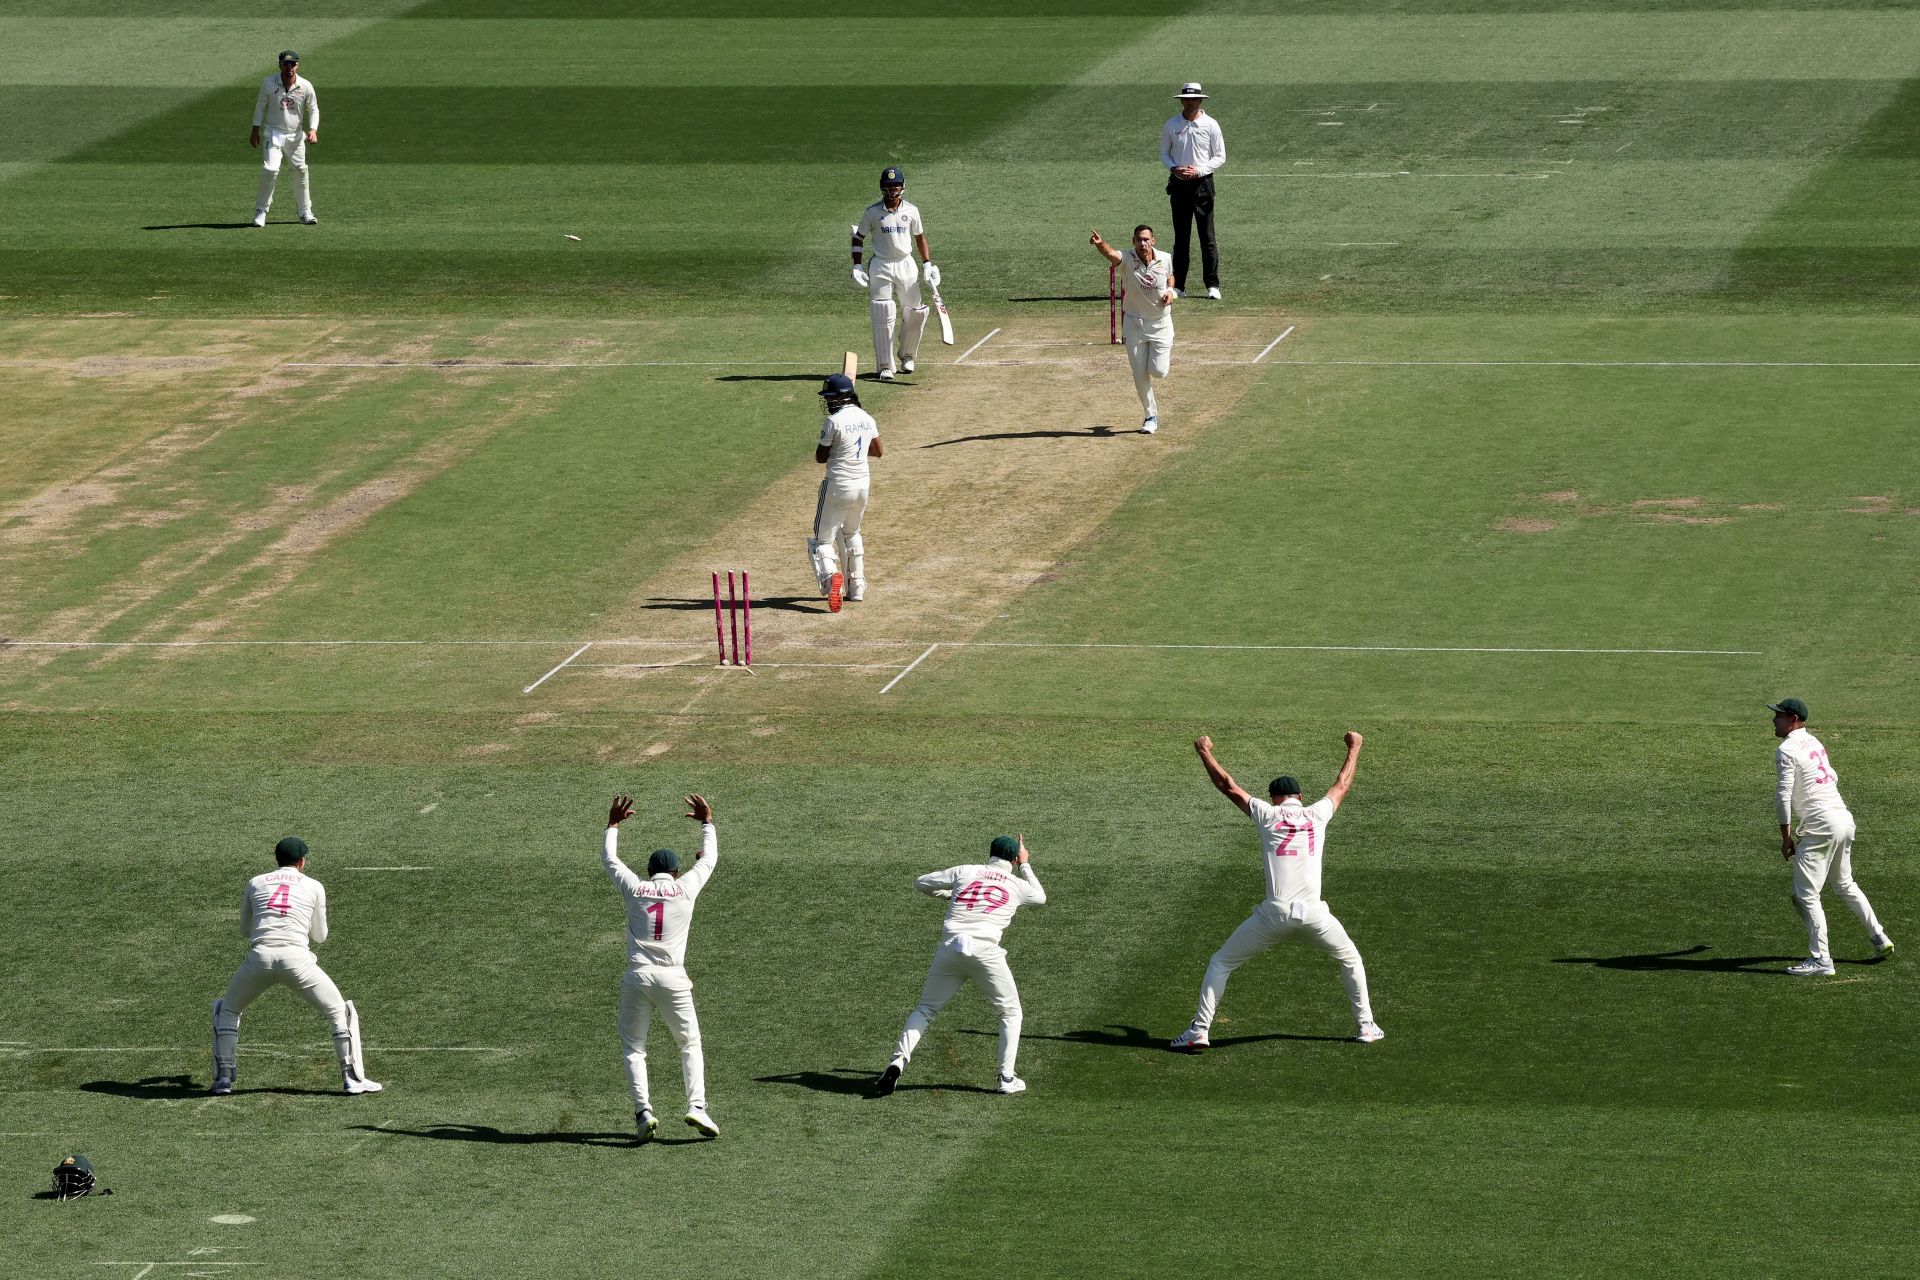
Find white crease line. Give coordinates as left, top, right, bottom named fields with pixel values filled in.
left=346, top=1120, right=393, bottom=1157
left=878, top=643, right=939, bottom=695
left=5, top=639, right=577, bottom=648
left=1228, top=172, right=1554, bottom=180
left=592, top=660, right=905, bottom=671
left=1264, top=359, right=1920, bottom=369
left=344, top=866, right=433, bottom=871
left=523, top=642, right=591, bottom=694
left=954, top=641, right=1759, bottom=655
left=281, top=360, right=821, bottom=369
left=1253, top=326, right=1297, bottom=364
left=3, top=1044, right=505, bottom=1053
left=953, top=327, right=1001, bottom=365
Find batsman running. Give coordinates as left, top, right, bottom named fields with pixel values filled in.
left=809, top=373, right=882, bottom=611
left=1091, top=225, right=1176, bottom=433
left=850, top=167, right=938, bottom=381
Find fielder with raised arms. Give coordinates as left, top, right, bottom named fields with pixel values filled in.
left=211, top=835, right=381, bottom=1095
left=1171, top=733, right=1384, bottom=1051
left=809, top=373, right=882, bottom=611
left=851, top=167, right=938, bottom=381
left=872, top=834, right=1046, bottom=1098
left=1090, top=225, right=1176, bottom=433
left=604, top=793, right=721, bottom=1140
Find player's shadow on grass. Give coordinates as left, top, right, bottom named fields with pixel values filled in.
left=1553, top=944, right=1808, bottom=975
left=355, top=1122, right=697, bottom=1148
left=81, top=1074, right=340, bottom=1099
left=755, top=1068, right=997, bottom=1096
left=976, top=1025, right=1352, bottom=1050
left=712, top=373, right=832, bottom=383
left=922, top=426, right=1123, bottom=448
left=640, top=594, right=828, bottom=615
left=142, top=222, right=260, bottom=231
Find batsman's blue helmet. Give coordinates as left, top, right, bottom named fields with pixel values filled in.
left=880, top=167, right=905, bottom=188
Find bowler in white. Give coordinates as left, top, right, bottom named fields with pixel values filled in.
left=211, top=835, right=381, bottom=1095
left=1090, top=226, right=1176, bottom=433
left=872, top=835, right=1047, bottom=1097
left=1172, top=732, right=1383, bottom=1052
left=1769, top=697, right=1894, bottom=975
left=249, top=50, right=319, bottom=226
left=604, top=793, right=722, bottom=1139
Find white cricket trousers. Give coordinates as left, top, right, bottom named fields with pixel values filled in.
left=867, top=257, right=926, bottom=375
left=1189, top=899, right=1374, bottom=1033
left=1122, top=312, right=1174, bottom=418
left=255, top=129, right=312, bottom=219
left=810, top=480, right=869, bottom=592
left=221, top=945, right=349, bottom=1030
left=619, top=964, right=706, bottom=1113
left=893, top=935, right=1023, bottom=1080
left=1791, top=815, right=1886, bottom=962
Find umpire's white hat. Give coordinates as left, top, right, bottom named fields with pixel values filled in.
left=1177, top=82, right=1207, bottom=99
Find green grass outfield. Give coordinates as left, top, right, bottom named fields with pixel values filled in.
left=3, top=1, right=1916, bottom=1276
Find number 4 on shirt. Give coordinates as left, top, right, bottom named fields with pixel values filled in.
left=267, top=884, right=293, bottom=914
left=954, top=880, right=1010, bottom=912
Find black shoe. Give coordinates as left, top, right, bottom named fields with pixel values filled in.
left=870, top=1063, right=901, bottom=1097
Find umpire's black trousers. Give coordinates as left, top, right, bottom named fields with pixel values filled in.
left=1166, top=173, right=1220, bottom=292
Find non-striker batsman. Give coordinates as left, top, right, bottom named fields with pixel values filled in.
left=850, top=168, right=939, bottom=381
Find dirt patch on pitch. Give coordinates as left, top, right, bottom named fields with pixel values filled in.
left=1497, top=518, right=1557, bottom=533
left=568, top=315, right=1290, bottom=706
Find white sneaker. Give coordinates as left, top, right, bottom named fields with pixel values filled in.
left=1356, top=1022, right=1386, bottom=1043
left=877, top=369, right=894, bottom=382
left=250, top=211, right=266, bottom=228
left=1787, top=958, right=1835, bottom=977
left=996, top=1075, right=1026, bottom=1095
left=1168, top=1027, right=1209, bottom=1054
left=300, top=212, right=318, bottom=225
left=343, top=1076, right=385, bottom=1094
left=1141, top=416, right=1158, bottom=434
left=1872, top=935, right=1896, bottom=959
left=901, top=357, right=915, bottom=374
left=1206, top=286, right=1222, bottom=300
left=635, top=1109, right=657, bottom=1142
left=846, top=585, right=865, bottom=602
left=685, top=1108, right=720, bottom=1137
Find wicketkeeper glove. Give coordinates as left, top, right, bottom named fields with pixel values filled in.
left=923, top=263, right=941, bottom=288
left=852, top=268, right=869, bottom=289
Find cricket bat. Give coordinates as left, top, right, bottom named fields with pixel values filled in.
left=842, top=351, right=858, bottom=379
left=930, top=283, right=956, bottom=345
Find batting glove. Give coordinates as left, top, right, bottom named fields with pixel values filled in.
left=923, top=263, right=941, bottom=288
left=852, top=268, right=869, bottom=289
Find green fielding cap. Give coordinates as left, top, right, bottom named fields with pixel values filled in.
left=1767, top=697, right=1810, bottom=721
left=647, top=848, right=680, bottom=876
left=274, top=836, right=309, bottom=860
left=279, top=50, right=300, bottom=65
left=988, top=835, right=1020, bottom=862
left=1269, top=775, right=1302, bottom=797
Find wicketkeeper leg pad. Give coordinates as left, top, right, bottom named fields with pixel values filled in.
left=212, top=999, right=240, bottom=1082
left=334, top=998, right=367, bottom=1084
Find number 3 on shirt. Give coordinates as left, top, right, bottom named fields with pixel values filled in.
left=267, top=884, right=293, bottom=914
left=643, top=900, right=665, bottom=941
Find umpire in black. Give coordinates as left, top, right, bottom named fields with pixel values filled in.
left=1160, top=82, right=1228, bottom=299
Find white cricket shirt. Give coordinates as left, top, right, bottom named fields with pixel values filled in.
left=1776, top=727, right=1850, bottom=831
left=1161, top=111, right=1227, bottom=176
left=253, top=74, right=318, bottom=134
left=242, top=867, right=328, bottom=949
left=604, top=823, right=717, bottom=968
left=1118, top=247, right=1175, bottom=324
left=856, top=199, right=923, bottom=264
left=1248, top=795, right=1337, bottom=908
left=917, top=860, right=1046, bottom=946
left=818, top=405, right=879, bottom=492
